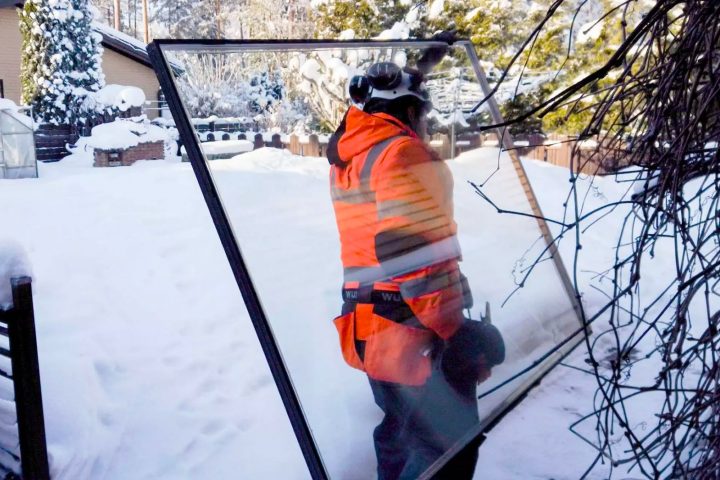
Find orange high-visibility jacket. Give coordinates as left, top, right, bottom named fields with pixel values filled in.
left=329, top=107, right=465, bottom=386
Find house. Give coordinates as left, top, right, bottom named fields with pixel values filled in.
left=0, top=0, right=165, bottom=119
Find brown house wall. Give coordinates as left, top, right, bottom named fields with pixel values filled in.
left=0, top=8, right=23, bottom=104
left=0, top=8, right=159, bottom=118
left=100, top=49, right=160, bottom=119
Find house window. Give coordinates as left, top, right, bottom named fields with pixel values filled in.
left=0, top=80, right=4, bottom=99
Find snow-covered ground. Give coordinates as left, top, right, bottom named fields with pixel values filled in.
left=0, top=146, right=664, bottom=479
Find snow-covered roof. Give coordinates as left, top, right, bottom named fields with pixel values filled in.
left=92, top=22, right=183, bottom=73
left=93, top=22, right=153, bottom=68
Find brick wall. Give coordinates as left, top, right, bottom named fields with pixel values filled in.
left=94, top=140, right=164, bottom=167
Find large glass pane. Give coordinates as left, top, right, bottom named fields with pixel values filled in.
left=152, top=40, right=583, bottom=479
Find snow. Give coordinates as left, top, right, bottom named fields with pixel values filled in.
left=0, top=100, right=19, bottom=112
left=0, top=99, right=34, bottom=130
left=0, top=240, right=32, bottom=309
left=404, top=6, right=419, bottom=24
left=92, top=21, right=147, bottom=54
left=428, top=0, right=445, bottom=19
left=181, top=139, right=254, bottom=157
left=464, top=6, right=482, bottom=21
left=85, top=119, right=169, bottom=150
left=299, top=59, right=322, bottom=83
left=375, top=22, right=411, bottom=40
left=92, top=85, right=146, bottom=111
left=0, top=146, right=676, bottom=479
left=338, top=29, right=355, bottom=40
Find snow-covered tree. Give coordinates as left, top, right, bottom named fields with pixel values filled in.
left=150, top=0, right=229, bottom=38
left=90, top=0, right=115, bottom=25
left=315, top=0, right=411, bottom=38
left=310, top=0, right=644, bottom=135
left=538, top=0, right=645, bottom=133
left=149, top=0, right=193, bottom=37
left=149, top=0, right=314, bottom=40
left=20, top=0, right=104, bottom=125
left=227, top=0, right=314, bottom=39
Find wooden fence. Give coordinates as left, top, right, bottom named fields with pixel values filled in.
left=191, top=128, right=626, bottom=175
left=0, top=277, right=50, bottom=480
left=34, top=125, right=78, bottom=163
left=35, top=107, right=144, bottom=163
left=512, top=134, right=627, bottom=175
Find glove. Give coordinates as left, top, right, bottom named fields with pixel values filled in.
left=441, top=318, right=505, bottom=396
left=416, top=29, right=458, bottom=74
left=431, top=29, right=458, bottom=45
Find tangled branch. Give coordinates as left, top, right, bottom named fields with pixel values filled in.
left=479, top=0, right=720, bottom=477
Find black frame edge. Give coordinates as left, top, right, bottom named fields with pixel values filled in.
left=151, top=38, right=451, bottom=48
left=9, top=276, right=50, bottom=480
left=418, top=330, right=586, bottom=479
left=146, top=38, right=592, bottom=480
left=146, top=41, right=329, bottom=480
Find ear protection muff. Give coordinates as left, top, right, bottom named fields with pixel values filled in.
left=349, top=75, right=370, bottom=104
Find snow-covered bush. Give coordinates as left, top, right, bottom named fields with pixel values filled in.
left=81, top=84, right=146, bottom=119
left=20, top=0, right=104, bottom=126
left=175, top=54, right=310, bottom=132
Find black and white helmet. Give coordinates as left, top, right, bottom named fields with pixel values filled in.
left=349, top=62, right=431, bottom=109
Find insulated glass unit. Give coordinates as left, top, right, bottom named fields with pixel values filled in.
left=148, top=39, right=586, bottom=480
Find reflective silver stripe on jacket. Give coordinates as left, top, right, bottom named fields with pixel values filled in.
left=330, top=167, right=376, bottom=203
left=330, top=136, right=406, bottom=205
left=343, top=235, right=462, bottom=285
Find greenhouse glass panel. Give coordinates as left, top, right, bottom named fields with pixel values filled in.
left=149, top=39, right=585, bottom=480
left=0, top=107, right=37, bottom=179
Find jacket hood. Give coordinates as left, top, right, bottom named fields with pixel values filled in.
left=327, top=107, right=415, bottom=166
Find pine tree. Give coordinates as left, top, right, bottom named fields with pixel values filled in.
left=315, top=0, right=412, bottom=38
left=538, top=0, right=639, bottom=134
left=20, top=0, right=104, bottom=125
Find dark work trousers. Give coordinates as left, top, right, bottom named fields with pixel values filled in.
left=368, top=366, right=480, bottom=480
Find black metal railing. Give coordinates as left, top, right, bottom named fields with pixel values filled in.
left=0, top=277, right=49, bottom=480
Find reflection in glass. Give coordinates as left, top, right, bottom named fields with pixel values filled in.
left=154, top=41, right=582, bottom=479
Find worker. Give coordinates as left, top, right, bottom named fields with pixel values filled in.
left=327, top=57, right=505, bottom=480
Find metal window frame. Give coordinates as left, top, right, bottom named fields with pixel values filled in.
left=147, top=38, right=587, bottom=480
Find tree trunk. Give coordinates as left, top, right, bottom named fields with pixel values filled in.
left=113, top=0, right=121, bottom=31
left=142, top=0, right=149, bottom=43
